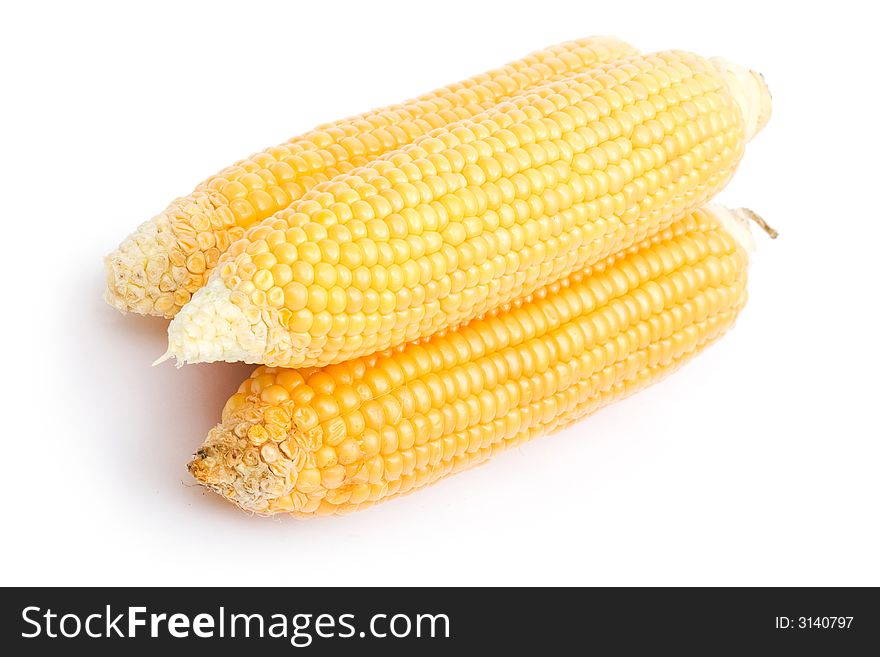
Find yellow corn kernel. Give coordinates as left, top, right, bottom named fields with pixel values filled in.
left=187, top=205, right=753, bottom=517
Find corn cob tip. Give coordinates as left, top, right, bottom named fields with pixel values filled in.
left=705, top=205, right=756, bottom=256
left=165, top=276, right=272, bottom=366
left=710, top=58, right=772, bottom=141
left=706, top=205, right=779, bottom=256
left=104, top=213, right=184, bottom=318
left=188, top=422, right=289, bottom=515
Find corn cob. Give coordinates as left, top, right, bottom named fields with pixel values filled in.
left=105, top=37, right=639, bottom=318
left=188, top=205, right=752, bottom=517
left=166, top=50, right=770, bottom=369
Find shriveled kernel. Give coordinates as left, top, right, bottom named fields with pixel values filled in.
left=323, top=417, right=347, bottom=446
left=266, top=287, right=285, bottom=308
left=260, top=443, right=281, bottom=463
left=264, top=406, right=290, bottom=427
left=293, top=406, right=320, bottom=431
left=246, top=424, right=270, bottom=445
left=185, top=252, right=207, bottom=274
left=253, top=270, right=274, bottom=291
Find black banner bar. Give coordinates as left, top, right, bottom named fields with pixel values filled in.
left=2, top=587, right=877, bottom=654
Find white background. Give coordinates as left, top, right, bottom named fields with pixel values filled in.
left=2, top=0, right=877, bottom=586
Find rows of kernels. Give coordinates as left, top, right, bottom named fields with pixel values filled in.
left=327, top=224, right=744, bottom=451
left=126, top=38, right=637, bottom=317
left=223, top=206, right=714, bottom=419
left=217, top=51, right=746, bottom=367
left=211, top=36, right=641, bottom=225
left=308, top=305, right=741, bottom=517
left=281, top=281, right=744, bottom=516
left=193, top=210, right=748, bottom=515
